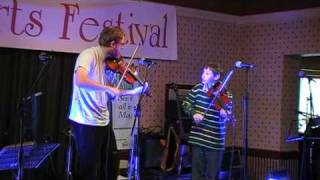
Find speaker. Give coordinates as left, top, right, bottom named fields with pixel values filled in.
left=140, top=134, right=164, bottom=169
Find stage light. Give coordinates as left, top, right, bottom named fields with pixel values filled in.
left=266, top=170, right=289, bottom=180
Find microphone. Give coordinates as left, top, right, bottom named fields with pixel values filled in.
left=137, top=58, right=157, bottom=67
left=234, top=60, right=255, bottom=69
left=297, top=70, right=315, bottom=81
left=38, top=52, right=53, bottom=61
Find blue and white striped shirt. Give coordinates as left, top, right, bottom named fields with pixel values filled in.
left=182, top=83, right=227, bottom=150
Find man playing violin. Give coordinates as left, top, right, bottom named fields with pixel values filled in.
left=68, top=26, right=147, bottom=180
left=182, top=64, right=232, bottom=180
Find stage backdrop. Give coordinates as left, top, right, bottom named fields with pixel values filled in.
left=0, top=0, right=176, bottom=150
left=0, top=0, right=177, bottom=60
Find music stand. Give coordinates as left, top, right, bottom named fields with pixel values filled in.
left=286, top=118, right=320, bottom=180
left=286, top=75, right=319, bottom=180
left=0, top=142, right=60, bottom=171
left=15, top=54, right=51, bottom=180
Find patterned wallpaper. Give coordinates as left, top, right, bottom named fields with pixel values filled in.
left=239, top=16, right=320, bottom=151
left=139, top=8, right=320, bottom=152
left=139, top=16, right=239, bottom=128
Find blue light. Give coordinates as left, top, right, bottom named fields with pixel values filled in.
left=266, top=170, right=289, bottom=180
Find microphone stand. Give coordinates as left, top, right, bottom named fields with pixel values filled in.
left=307, top=77, right=315, bottom=180
left=128, top=95, right=142, bottom=180
left=16, top=59, right=50, bottom=180
left=64, top=128, right=74, bottom=180
left=299, top=77, right=315, bottom=180
left=128, top=68, right=150, bottom=180
left=241, top=68, right=251, bottom=180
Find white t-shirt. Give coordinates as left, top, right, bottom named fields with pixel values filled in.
left=69, top=46, right=114, bottom=126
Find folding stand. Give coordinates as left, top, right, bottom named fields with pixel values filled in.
left=0, top=143, right=60, bottom=171
left=286, top=75, right=320, bottom=180
left=14, top=54, right=52, bottom=180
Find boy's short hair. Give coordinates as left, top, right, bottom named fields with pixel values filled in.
left=204, top=64, right=222, bottom=75
left=98, top=26, right=125, bottom=47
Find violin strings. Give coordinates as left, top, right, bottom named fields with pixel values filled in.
left=116, top=45, right=140, bottom=89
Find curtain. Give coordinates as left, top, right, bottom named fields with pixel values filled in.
left=0, top=47, right=77, bottom=179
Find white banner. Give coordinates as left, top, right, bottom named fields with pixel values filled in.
left=0, top=0, right=177, bottom=60
left=112, top=95, right=139, bottom=150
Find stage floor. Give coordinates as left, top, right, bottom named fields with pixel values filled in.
left=118, top=168, right=191, bottom=180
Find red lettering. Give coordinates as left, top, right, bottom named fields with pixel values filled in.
left=134, top=24, right=148, bottom=45
left=79, top=18, right=99, bottom=42
left=0, top=4, right=9, bottom=16
left=25, top=10, right=42, bottom=37
left=10, top=0, right=24, bottom=35
left=128, top=23, right=136, bottom=45
left=59, top=3, right=79, bottom=40
left=116, top=12, right=124, bottom=28
left=149, top=25, right=160, bottom=47
left=103, top=19, right=113, bottom=27
left=162, top=14, right=168, bottom=48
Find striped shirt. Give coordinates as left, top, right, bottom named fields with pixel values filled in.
left=182, top=83, right=227, bottom=150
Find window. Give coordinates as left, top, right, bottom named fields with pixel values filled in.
left=298, top=77, right=320, bottom=133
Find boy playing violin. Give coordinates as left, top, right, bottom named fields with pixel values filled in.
left=182, top=64, right=232, bottom=180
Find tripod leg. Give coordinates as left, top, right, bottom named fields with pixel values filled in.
left=300, top=140, right=306, bottom=180
left=134, top=147, right=140, bottom=180
left=177, top=145, right=186, bottom=175
left=65, top=129, right=73, bottom=180
left=134, top=134, right=140, bottom=180
left=66, top=143, right=73, bottom=180
left=309, top=141, right=314, bottom=180
left=128, top=133, right=136, bottom=179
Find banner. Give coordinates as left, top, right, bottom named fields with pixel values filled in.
left=0, top=0, right=177, bottom=60
left=112, top=95, right=139, bottom=150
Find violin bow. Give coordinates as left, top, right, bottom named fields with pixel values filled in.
left=116, top=45, right=140, bottom=89
left=204, top=68, right=235, bottom=115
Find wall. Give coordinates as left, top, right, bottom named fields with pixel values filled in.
left=238, top=9, right=320, bottom=151
left=139, top=9, right=240, bottom=133
left=139, top=6, right=320, bottom=179
left=141, top=6, right=320, bottom=150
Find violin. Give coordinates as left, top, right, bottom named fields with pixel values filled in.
left=105, top=57, right=151, bottom=96
left=105, top=57, right=144, bottom=85
left=207, top=81, right=232, bottom=111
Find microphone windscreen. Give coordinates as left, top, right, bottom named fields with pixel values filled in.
left=297, top=70, right=305, bottom=78
left=234, top=61, right=242, bottom=68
